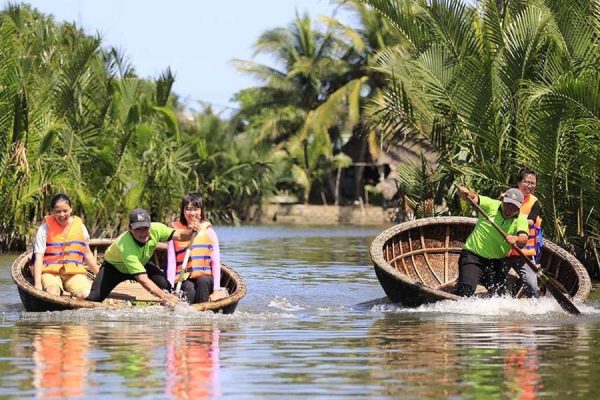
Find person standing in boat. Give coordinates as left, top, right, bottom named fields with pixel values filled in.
left=167, top=192, right=227, bottom=304
left=32, top=193, right=100, bottom=299
left=85, top=208, right=200, bottom=307
left=503, top=167, right=543, bottom=298
left=454, top=186, right=529, bottom=297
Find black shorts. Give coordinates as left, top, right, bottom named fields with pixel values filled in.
left=455, top=249, right=509, bottom=297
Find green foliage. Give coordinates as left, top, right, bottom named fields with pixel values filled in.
left=232, top=1, right=399, bottom=204
left=362, top=0, right=600, bottom=272
left=395, top=153, right=449, bottom=220
left=3, top=0, right=597, bottom=275
left=0, top=4, right=274, bottom=249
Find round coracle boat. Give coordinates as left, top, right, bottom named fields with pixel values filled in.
left=12, top=239, right=247, bottom=314
left=370, top=217, right=591, bottom=307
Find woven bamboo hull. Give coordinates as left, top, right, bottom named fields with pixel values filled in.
left=370, top=217, right=591, bottom=307
left=11, top=239, right=247, bottom=314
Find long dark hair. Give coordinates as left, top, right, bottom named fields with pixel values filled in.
left=179, top=192, right=204, bottom=225
left=50, top=193, right=72, bottom=209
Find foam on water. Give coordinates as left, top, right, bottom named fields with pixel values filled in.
left=268, top=295, right=305, bottom=311
left=13, top=304, right=300, bottom=325
left=368, top=296, right=600, bottom=319
left=315, top=305, right=350, bottom=314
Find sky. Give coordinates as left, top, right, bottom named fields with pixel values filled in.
left=21, top=0, right=349, bottom=115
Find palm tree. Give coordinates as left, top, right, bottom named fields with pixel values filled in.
left=233, top=4, right=404, bottom=203
left=231, top=11, right=348, bottom=202
left=360, top=0, right=600, bottom=272
left=0, top=4, right=279, bottom=249
left=0, top=5, right=57, bottom=248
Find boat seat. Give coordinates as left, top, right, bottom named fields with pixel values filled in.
left=436, top=280, right=488, bottom=294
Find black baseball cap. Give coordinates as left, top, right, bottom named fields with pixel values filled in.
left=129, top=208, right=151, bottom=229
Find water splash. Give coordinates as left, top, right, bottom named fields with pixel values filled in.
left=268, top=296, right=305, bottom=311
left=368, top=296, right=600, bottom=319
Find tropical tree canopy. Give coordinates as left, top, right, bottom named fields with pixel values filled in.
left=1, top=1, right=598, bottom=276
left=361, top=0, right=600, bottom=272
left=0, top=4, right=272, bottom=250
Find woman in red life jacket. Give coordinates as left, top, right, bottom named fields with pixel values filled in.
left=167, top=193, right=227, bottom=304
left=32, top=194, right=100, bottom=299
left=504, top=167, right=543, bottom=298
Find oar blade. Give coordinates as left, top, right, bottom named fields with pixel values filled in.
left=539, top=274, right=581, bottom=316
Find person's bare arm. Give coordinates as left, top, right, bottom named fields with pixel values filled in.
left=83, top=248, right=100, bottom=275
left=506, top=232, right=528, bottom=247
left=457, top=186, right=479, bottom=204
left=135, top=273, right=180, bottom=308
left=33, top=254, right=44, bottom=291
left=171, top=220, right=201, bottom=241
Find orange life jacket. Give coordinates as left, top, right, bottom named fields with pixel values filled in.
left=509, top=194, right=542, bottom=258
left=42, top=215, right=87, bottom=275
left=172, top=221, right=213, bottom=280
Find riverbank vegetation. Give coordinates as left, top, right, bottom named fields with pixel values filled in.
left=0, top=1, right=598, bottom=275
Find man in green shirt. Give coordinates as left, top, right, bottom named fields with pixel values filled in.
left=454, top=187, right=529, bottom=297
left=86, top=208, right=199, bottom=307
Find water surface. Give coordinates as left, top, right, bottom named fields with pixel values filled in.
left=1, top=225, right=599, bottom=399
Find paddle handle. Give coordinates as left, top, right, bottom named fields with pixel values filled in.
left=174, top=230, right=199, bottom=295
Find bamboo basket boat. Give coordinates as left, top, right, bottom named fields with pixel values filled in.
left=370, top=217, right=591, bottom=307
left=12, top=239, right=247, bottom=314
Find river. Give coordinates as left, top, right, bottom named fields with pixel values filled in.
left=1, top=225, right=599, bottom=399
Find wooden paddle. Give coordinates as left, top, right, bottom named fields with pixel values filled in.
left=457, top=185, right=581, bottom=316
left=174, top=230, right=199, bottom=297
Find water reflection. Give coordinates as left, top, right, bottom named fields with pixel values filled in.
left=368, top=315, right=460, bottom=398
left=366, top=315, right=596, bottom=399
left=165, top=327, right=221, bottom=399
left=2, top=228, right=600, bottom=399
left=459, top=325, right=541, bottom=400
left=16, top=321, right=223, bottom=399
left=503, top=343, right=540, bottom=399
left=32, top=325, right=91, bottom=399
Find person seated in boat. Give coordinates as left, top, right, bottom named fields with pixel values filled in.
left=32, top=193, right=100, bottom=299
left=503, top=167, right=543, bottom=298
left=167, top=192, right=228, bottom=304
left=454, top=187, right=529, bottom=297
left=85, top=208, right=200, bottom=307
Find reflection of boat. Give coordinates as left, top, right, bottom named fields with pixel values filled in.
left=367, top=314, right=460, bottom=398
left=12, top=239, right=247, bottom=313
left=370, top=217, right=591, bottom=307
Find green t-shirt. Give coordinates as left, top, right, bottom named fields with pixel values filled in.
left=104, top=222, right=175, bottom=274
left=464, top=195, right=529, bottom=259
